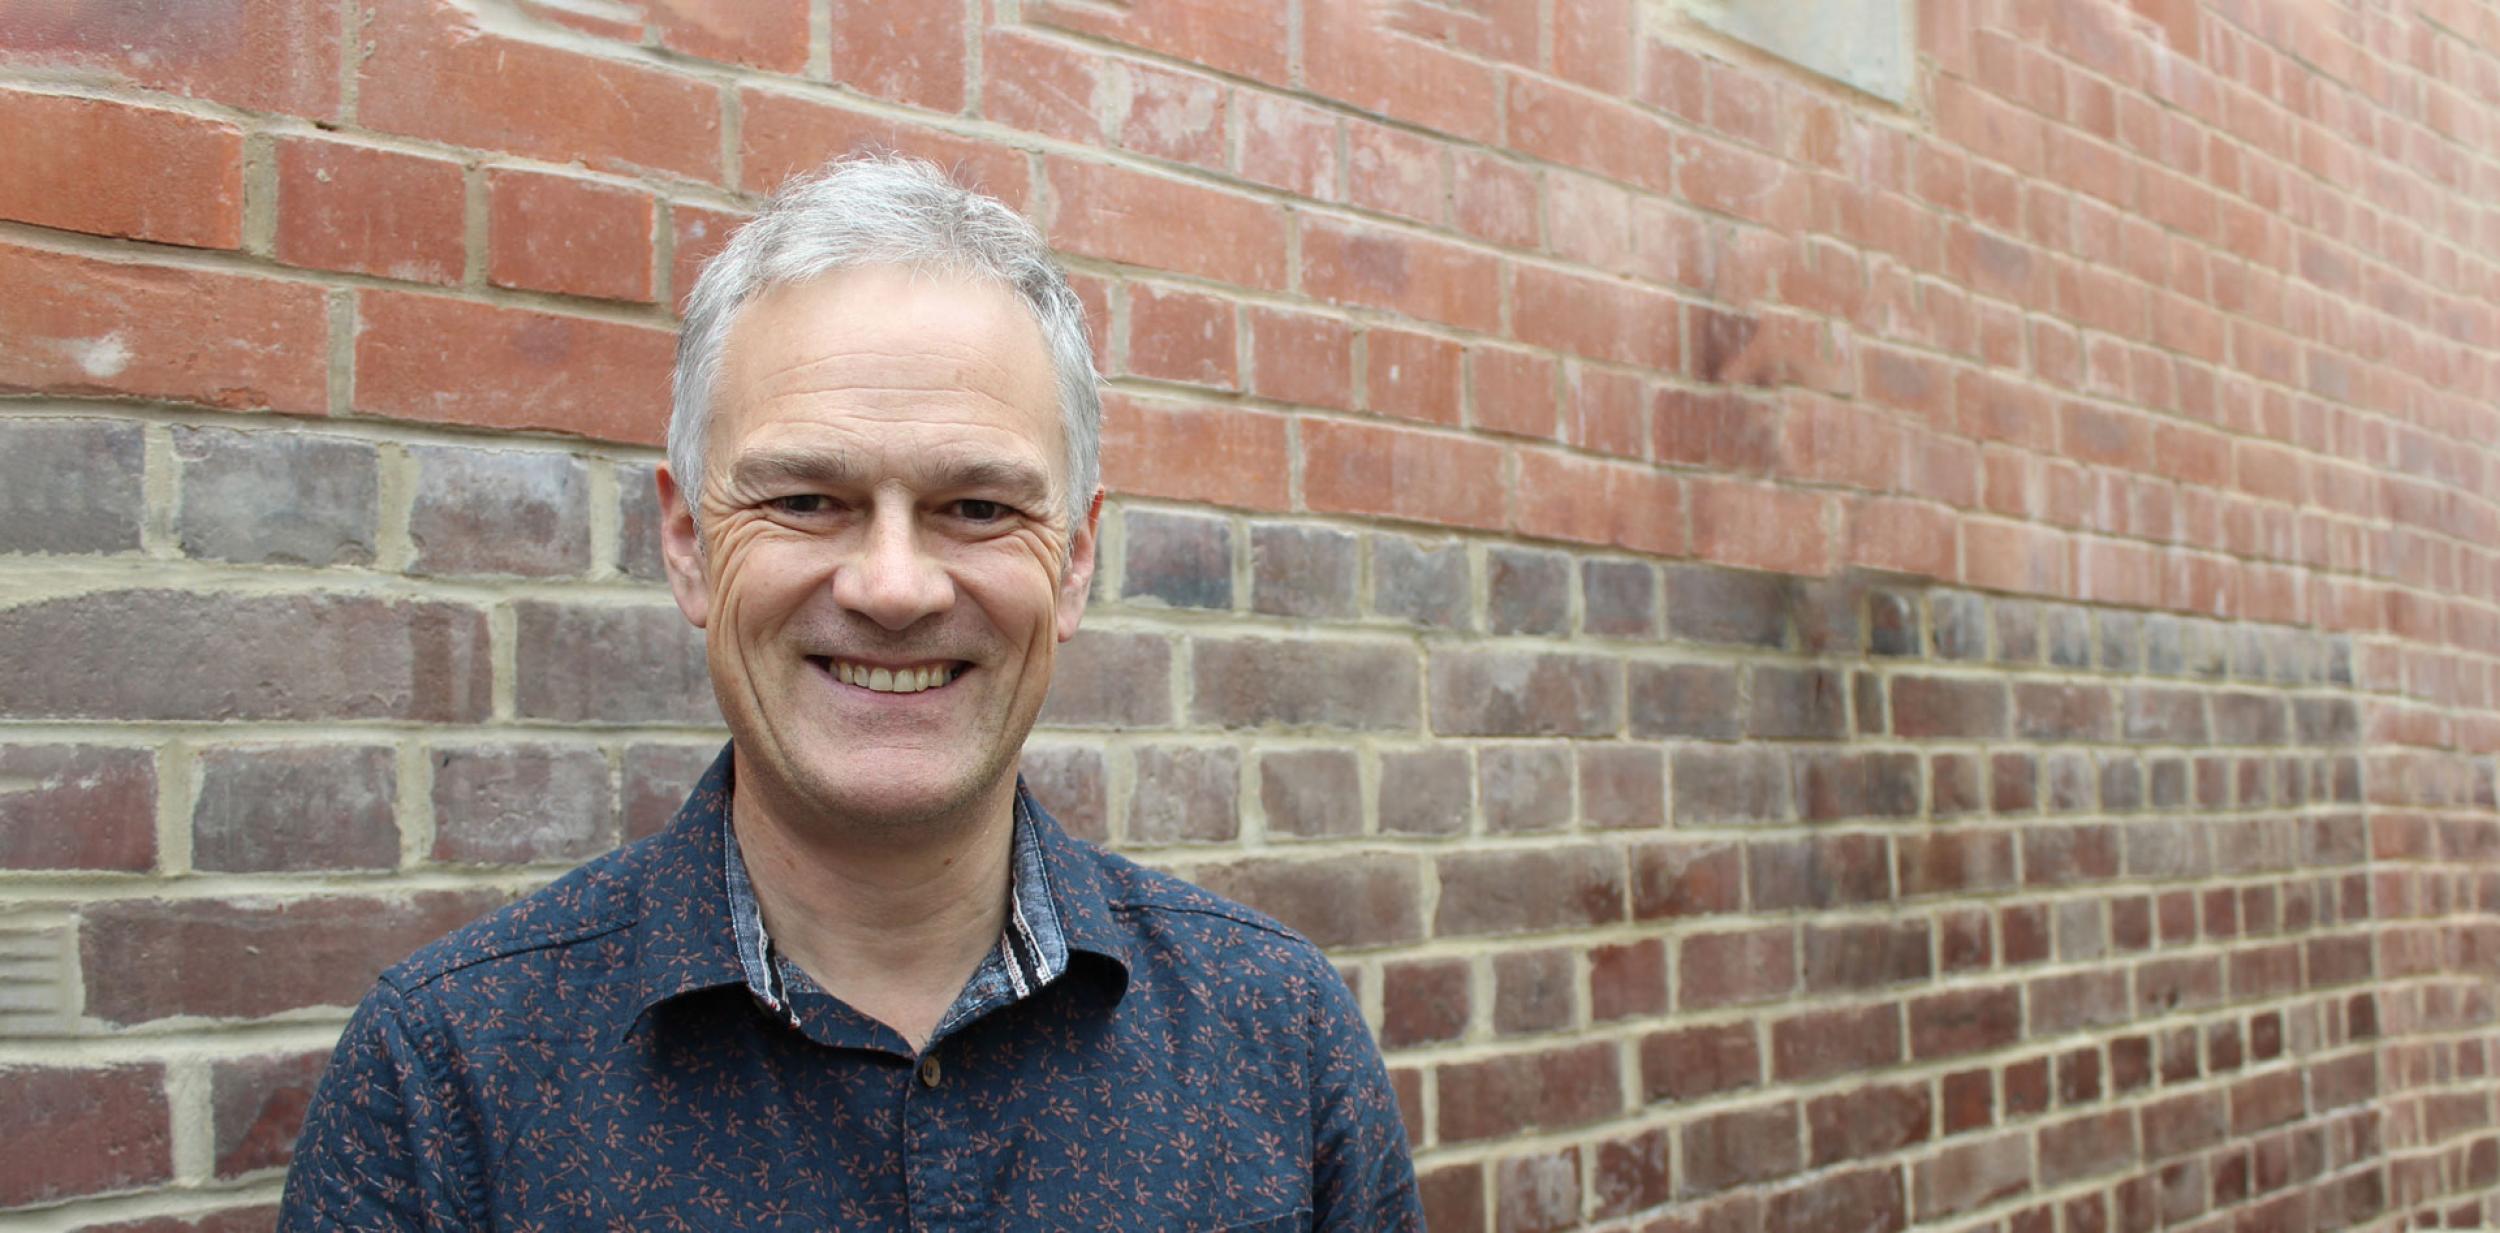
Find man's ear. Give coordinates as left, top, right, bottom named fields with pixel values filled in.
left=1054, top=487, right=1105, bottom=642
left=655, top=465, right=711, bottom=630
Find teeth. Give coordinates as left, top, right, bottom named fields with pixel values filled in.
left=826, top=660, right=953, bottom=693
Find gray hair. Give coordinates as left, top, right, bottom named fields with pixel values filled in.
left=669, top=154, right=1102, bottom=533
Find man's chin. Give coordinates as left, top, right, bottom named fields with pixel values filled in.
left=767, top=755, right=1009, bottom=837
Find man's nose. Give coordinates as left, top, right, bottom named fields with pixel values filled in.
left=831, top=507, right=953, bottom=631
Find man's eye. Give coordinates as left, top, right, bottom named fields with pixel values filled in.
left=955, top=499, right=1007, bottom=523
left=768, top=494, right=833, bottom=515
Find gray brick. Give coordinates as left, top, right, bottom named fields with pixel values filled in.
left=173, top=427, right=376, bottom=567
left=616, top=461, right=669, bottom=582
left=0, top=419, right=144, bottom=555
left=1628, top=662, right=1739, bottom=740
left=1121, top=509, right=1231, bottom=610
left=1038, top=630, right=1174, bottom=728
left=1249, top=523, right=1357, bottom=619
left=1581, top=559, right=1658, bottom=638
left=1429, top=649, right=1621, bottom=737
left=1478, top=743, right=1572, bottom=833
left=1379, top=747, right=1470, bottom=836
left=2097, top=611, right=2143, bottom=672
left=513, top=601, right=716, bottom=724
left=0, top=590, right=491, bottom=722
left=1867, top=588, right=1919, bottom=656
left=1931, top=591, right=1987, bottom=659
left=1748, top=666, right=1848, bottom=740
left=1371, top=533, right=1470, bottom=630
left=431, top=744, right=615, bottom=864
left=1127, top=744, right=1239, bottom=843
left=192, top=744, right=399, bottom=872
left=2043, top=605, right=2092, bottom=667
left=1190, top=636, right=1419, bottom=731
left=1487, top=546, right=1570, bottom=636
left=622, top=742, right=720, bottom=841
left=408, top=445, right=592, bottom=577
left=1667, top=566, right=1798, bottom=648
left=1259, top=748, right=1362, bottom=838
left=1020, top=743, right=1108, bottom=842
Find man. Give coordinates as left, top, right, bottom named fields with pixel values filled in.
left=280, top=155, right=1423, bottom=1230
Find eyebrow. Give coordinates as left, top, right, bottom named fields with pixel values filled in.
left=727, top=448, right=1054, bottom=503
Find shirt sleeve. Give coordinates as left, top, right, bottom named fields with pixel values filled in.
left=278, top=981, right=477, bottom=1232
left=1305, top=959, right=1425, bottom=1232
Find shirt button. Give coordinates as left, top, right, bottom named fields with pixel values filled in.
left=917, top=1054, right=942, bottom=1088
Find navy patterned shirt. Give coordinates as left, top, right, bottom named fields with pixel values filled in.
left=279, top=746, right=1422, bottom=1231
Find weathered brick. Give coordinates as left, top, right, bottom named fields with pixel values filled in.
left=1377, top=747, right=1471, bottom=836
left=1629, top=662, right=1741, bottom=739
left=0, top=418, right=145, bottom=555
left=0, top=745, right=156, bottom=872
left=2014, top=682, right=2116, bottom=741
left=1190, top=636, right=1419, bottom=730
left=356, top=291, right=675, bottom=444
left=1633, top=840, right=1744, bottom=920
left=1913, top=1133, right=2033, bottom=1218
left=1804, top=1079, right=1930, bottom=1165
left=1429, top=649, right=1621, bottom=737
left=0, top=591, right=490, bottom=722
left=1492, top=946, right=1575, bottom=1035
left=1803, top=920, right=1932, bottom=992
left=1592, top=1126, right=1671, bottom=1222
left=1778, top=1004, right=1906, bottom=1084
left=1186, top=853, right=1425, bottom=948
left=487, top=169, right=655, bottom=303
left=1681, top=926, right=1797, bottom=1010
left=174, top=428, right=378, bottom=567
left=1748, top=666, right=1849, bottom=739
left=192, top=744, right=399, bottom=873
left=1126, top=744, right=1239, bottom=844
left=615, top=462, right=668, bottom=582
left=622, top=742, right=720, bottom=842
left=1258, top=748, right=1361, bottom=839
left=1369, top=534, right=1472, bottom=629
left=1911, top=986, right=2023, bottom=1060
left=1892, top=676, right=2011, bottom=738
left=209, top=1051, right=325, bottom=1178
left=431, top=744, right=615, bottom=865
left=0, top=0, right=339, bottom=117
left=1578, top=745, right=1666, bottom=830
left=1436, top=846, right=1625, bottom=937
left=1589, top=937, right=1668, bottom=1022
left=1248, top=522, right=1357, bottom=619
left=0, top=1064, right=170, bottom=1207
left=2, top=242, right=329, bottom=413
left=1121, top=508, right=1232, bottom=610
left=1751, top=834, right=1895, bottom=909
left=2212, top=691, right=2291, bottom=745
left=1640, top=1021, right=1760, bottom=1104
left=407, top=445, right=592, bottom=577
left=80, top=890, right=503, bottom=1023
left=1487, top=546, right=1571, bottom=635
left=1580, top=559, right=1658, bottom=638
left=1673, top=747, right=1792, bottom=824
left=1439, top=1042, right=1620, bottom=1142
left=273, top=136, right=464, bottom=283
left=0, top=90, right=242, bottom=248
left=1038, top=630, right=1173, bottom=728
left=1681, top=1101, right=1802, bottom=1195
left=1475, top=743, right=1573, bottom=835
left=1128, top=282, right=1237, bottom=387
left=1665, top=565, right=1799, bottom=647
left=513, top=601, right=715, bottom=725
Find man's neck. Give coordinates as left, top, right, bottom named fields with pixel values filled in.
left=727, top=768, right=1018, bottom=1052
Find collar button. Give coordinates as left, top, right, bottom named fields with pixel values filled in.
left=917, top=1054, right=942, bottom=1088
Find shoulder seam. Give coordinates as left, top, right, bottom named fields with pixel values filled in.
left=388, top=910, right=640, bottom=993
left=1107, top=898, right=1310, bottom=946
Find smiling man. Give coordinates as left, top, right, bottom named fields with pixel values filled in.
left=279, top=157, right=1422, bottom=1231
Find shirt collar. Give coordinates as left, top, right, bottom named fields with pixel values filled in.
left=629, top=744, right=1133, bottom=1033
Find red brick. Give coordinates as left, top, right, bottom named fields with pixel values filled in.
left=1632, top=839, right=1743, bottom=919
left=1304, top=0, right=1500, bottom=143
left=1806, top=1080, right=1932, bottom=1165
left=1100, top=395, right=1290, bottom=510
left=1776, top=1004, right=1905, bottom=1084
left=1126, top=284, right=1237, bottom=388
left=1564, top=365, right=1645, bottom=458
left=1691, top=478, right=1832, bottom=576
left=1438, top=1043, right=1621, bottom=1142
left=1640, top=1022, right=1760, bottom=1104
left=486, top=170, right=655, bottom=303
left=0, top=90, right=243, bottom=249
left=0, top=745, right=155, bottom=872
left=0, top=242, right=327, bottom=412
left=1303, top=419, right=1506, bottom=531
left=1681, top=927, right=1797, bottom=1010
left=1025, top=0, right=1288, bottom=86
left=354, top=291, right=675, bottom=444
left=1420, top=1163, right=1486, bottom=1233
left=1381, top=958, right=1470, bottom=1047
left=210, top=1051, right=325, bottom=1178
left=360, top=0, right=720, bottom=181
left=1048, top=158, right=1286, bottom=289
left=1589, top=938, right=1668, bottom=1022
left=1470, top=346, right=1559, bottom=439
left=1492, top=947, right=1575, bottom=1034
left=823, top=0, right=962, bottom=108
left=1593, top=1126, right=1671, bottom=1221
left=1246, top=308, right=1353, bottom=410
left=1509, top=73, right=1674, bottom=194
left=1514, top=451, right=1687, bottom=557
left=740, top=90, right=1026, bottom=204
left=273, top=137, right=465, bottom=284
left=1346, top=119, right=1446, bottom=226
left=1849, top=497, right=1959, bottom=578
left=0, top=1064, right=170, bottom=1206
left=1301, top=216, right=1502, bottom=334
left=668, top=202, right=749, bottom=309
left=1454, top=149, right=1540, bottom=248
left=1911, top=986, right=2023, bottom=1060
left=1655, top=390, right=1779, bottom=474
left=1553, top=0, right=1635, bottom=92
left=1767, top=1166, right=1908, bottom=1232
left=1677, top=131, right=1808, bottom=229
left=1116, top=60, right=1227, bottom=170
left=1366, top=328, right=1464, bottom=425
left=980, top=29, right=1107, bottom=145
left=1187, top=854, right=1425, bottom=949
left=1496, top=1147, right=1583, bottom=1233
left=0, top=0, right=338, bottom=117
left=1510, top=264, right=1680, bottom=369
left=1235, top=91, right=1340, bottom=200
left=80, top=890, right=503, bottom=1023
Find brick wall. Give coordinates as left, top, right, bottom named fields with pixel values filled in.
left=1, top=0, right=2495, bottom=1229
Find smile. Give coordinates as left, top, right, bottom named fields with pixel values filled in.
left=811, top=657, right=965, bottom=694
